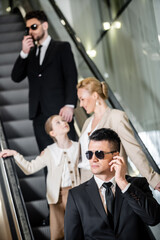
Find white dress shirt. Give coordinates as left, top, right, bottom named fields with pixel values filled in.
left=94, top=175, right=131, bottom=200
left=94, top=176, right=116, bottom=200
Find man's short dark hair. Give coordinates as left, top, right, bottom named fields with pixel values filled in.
left=89, top=128, right=121, bottom=152
left=25, top=10, right=48, bottom=23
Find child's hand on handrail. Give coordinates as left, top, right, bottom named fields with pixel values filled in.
left=0, top=149, right=18, bottom=158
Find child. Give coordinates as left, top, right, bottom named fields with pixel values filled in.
left=0, top=115, right=80, bottom=240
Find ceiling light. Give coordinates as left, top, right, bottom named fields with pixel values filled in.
left=103, top=22, right=111, bottom=30
left=87, top=49, right=97, bottom=58
left=112, top=21, right=121, bottom=29
left=76, top=36, right=81, bottom=42
left=61, top=19, right=66, bottom=26
left=6, top=7, right=11, bottom=12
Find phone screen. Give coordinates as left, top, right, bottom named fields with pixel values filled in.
left=25, top=28, right=29, bottom=36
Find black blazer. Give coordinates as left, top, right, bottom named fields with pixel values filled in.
left=64, top=176, right=160, bottom=240
left=11, top=40, right=77, bottom=119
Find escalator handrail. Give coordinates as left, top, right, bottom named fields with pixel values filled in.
left=0, top=120, right=34, bottom=240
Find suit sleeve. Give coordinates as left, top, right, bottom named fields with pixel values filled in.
left=64, top=190, right=84, bottom=240
left=60, top=42, right=77, bottom=107
left=11, top=55, right=28, bottom=83
left=116, top=112, right=160, bottom=188
left=123, top=177, right=160, bottom=226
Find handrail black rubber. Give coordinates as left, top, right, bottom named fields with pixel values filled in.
left=0, top=120, right=34, bottom=240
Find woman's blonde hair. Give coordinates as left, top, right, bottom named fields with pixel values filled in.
left=77, top=77, right=108, bottom=100
left=45, top=115, right=58, bottom=141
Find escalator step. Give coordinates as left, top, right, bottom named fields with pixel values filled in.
left=0, top=31, right=24, bottom=43
left=0, top=14, right=23, bottom=24
left=0, top=77, right=28, bottom=90
left=8, top=136, right=39, bottom=156
left=0, top=52, right=19, bottom=65
left=0, top=41, right=22, bottom=54
left=0, top=22, right=24, bottom=33
left=0, top=64, right=13, bottom=77
left=19, top=176, right=46, bottom=202
left=25, top=199, right=49, bottom=227
left=4, top=119, right=34, bottom=139
left=0, top=103, right=28, bottom=121
left=32, top=226, right=50, bottom=240
left=0, top=89, right=28, bottom=106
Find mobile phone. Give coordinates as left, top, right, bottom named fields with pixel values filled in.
left=24, top=29, right=35, bottom=47
left=25, top=28, right=29, bottom=36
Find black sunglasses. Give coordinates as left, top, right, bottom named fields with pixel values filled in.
left=25, top=23, right=41, bottom=33
left=85, top=150, right=117, bottom=160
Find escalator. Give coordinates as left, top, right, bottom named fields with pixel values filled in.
left=0, top=12, right=50, bottom=239
left=0, top=0, right=159, bottom=239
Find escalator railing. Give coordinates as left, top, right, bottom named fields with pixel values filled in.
left=0, top=120, right=34, bottom=240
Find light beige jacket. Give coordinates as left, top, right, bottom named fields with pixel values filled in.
left=14, top=141, right=80, bottom=204
left=80, top=107, right=160, bottom=188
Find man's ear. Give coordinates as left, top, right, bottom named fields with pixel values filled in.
left=113, top=151, right=119, bottom=157
left=42, top=21, right=48, bottom=30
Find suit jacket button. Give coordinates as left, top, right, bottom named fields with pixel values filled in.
left=72, top=181, right=74, bottom=184
left=38, top=74, right=42, bottom=77
left=70, top=170, right=73, bottom=173
left=68, top=161, right=71, bottom=164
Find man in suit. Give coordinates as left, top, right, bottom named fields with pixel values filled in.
left=11, top=10, right=77, bottom=152
left=64, top=128, right=160, bottom=240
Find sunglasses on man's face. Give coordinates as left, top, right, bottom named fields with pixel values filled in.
left=25, top=23, right=41, bottom=33
left=85, top=150, right=117, bottom=160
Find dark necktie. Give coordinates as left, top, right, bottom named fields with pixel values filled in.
left=102, top=182, right=115, bottom=227
left=37, top=45, right=42, bottom=65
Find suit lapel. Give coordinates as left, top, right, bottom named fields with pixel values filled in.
left=81, top=107, right=112, bottom=136
left=41, top=39, right=56, bottom=71
left=80, top=117, right=92, bottom=136
left=85, top=178, right=125, bottom=230
left=114, top=184, right=124, bottom=230
left=29, top=46, right=38, bottom=66
left=85, top=177, right=109, bottom=225
left=97, top=107, right=112, bottom=128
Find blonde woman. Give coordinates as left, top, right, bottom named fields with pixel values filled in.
left=77, top=77, right=160, bottom=191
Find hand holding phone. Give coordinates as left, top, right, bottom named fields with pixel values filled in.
left=22, top=35, right=34, bottom=54
left=109, top=156, right=128, bottom=190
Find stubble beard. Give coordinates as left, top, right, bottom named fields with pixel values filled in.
left=32, top=31, right=45, bottom=42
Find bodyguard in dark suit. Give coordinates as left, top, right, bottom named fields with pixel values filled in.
left=64, top=128, right=160, bottom=240
left=11, top=10, right=77, bottom=151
